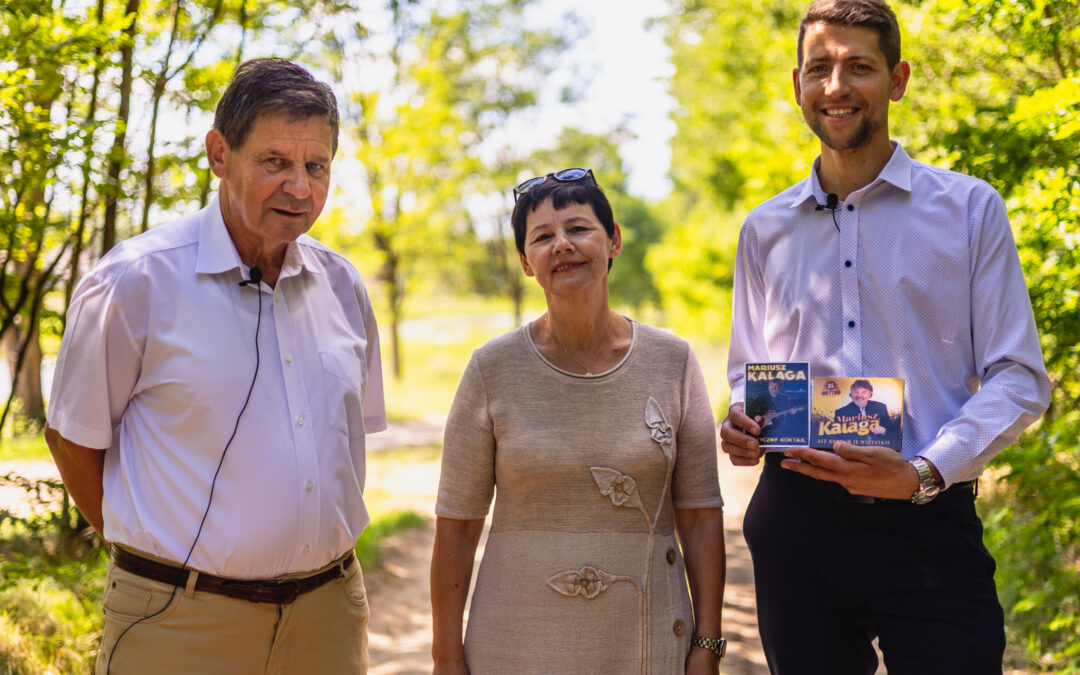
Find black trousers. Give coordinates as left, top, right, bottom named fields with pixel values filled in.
left=743, top=454, right=1005, bottom=675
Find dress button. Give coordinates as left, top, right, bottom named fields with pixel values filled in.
left=302, top=545, right=310, bottom=554
left=847, top=204, right=854, bottom=211
left=844, top=260, right=852, bottom=268
left=285, top=353, right=293, bottom=363
left=297, top=416, right=305, bottom=426
left=666, top=548, right=676, bottom=565
left=275, top=293, right=281, bottom=302
left=847, top=320, right=856, bottom=328
left=305, top=481, right=313, bottom=492
left=673, top=619, right=686, bottom=636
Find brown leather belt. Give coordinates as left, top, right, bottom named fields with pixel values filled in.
left=111, top=546, right=356, bottom=604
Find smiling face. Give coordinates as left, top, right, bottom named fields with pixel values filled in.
left=794, top=21, right=909, bottom=153
left=850, top=385, right=873, bottom=408
left=519, top=198, right=621, bottom=297
left=207, top=112, right=333, bottom=265
left=769, top=381, right=782, bottom=397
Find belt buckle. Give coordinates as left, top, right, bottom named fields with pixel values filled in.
left=278, top=582, right=301, bottom=605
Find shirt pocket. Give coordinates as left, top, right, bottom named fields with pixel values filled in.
left=319, top=351, right=367, bottom=439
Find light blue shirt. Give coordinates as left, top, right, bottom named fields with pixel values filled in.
left=727, top=143, right=1050, bottom=486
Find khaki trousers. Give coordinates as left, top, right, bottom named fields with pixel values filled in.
left=96, top=553, right=370, bottom=674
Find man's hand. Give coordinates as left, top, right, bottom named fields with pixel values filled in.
left=781, top=442, right=920, bottom=499
left=719, top=403, right=764, bottom=466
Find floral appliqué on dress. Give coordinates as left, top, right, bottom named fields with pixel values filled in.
left=546, top=566, right=621, bottom=599
left=590, top=468, right=642, bottom=508
left=548, top=397, right=680, bottom=674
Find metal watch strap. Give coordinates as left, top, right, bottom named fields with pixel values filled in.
left=690, top=634, right=726, bottom=662
left=910, top=456, right=941, bottom=505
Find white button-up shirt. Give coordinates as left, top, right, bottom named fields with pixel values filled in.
left=728, top=144, right=1050, bottom=486
left=47, top=196, right=387, bottom=577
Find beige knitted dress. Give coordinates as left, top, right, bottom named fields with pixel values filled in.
left=436, top=322, right=724, bottom=675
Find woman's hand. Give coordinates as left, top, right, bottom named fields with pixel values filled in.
left=432, top=658, right=470, bottom=675
left=686, top=645, right=721, bottom=674
left=430, top=516, right=485, bottom=675
left=675, top=507, right=726, bottom=675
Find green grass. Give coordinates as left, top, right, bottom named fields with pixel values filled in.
left=354, top=510, right=428, bottom=571
left=0, top=435, right=50, bottom=463
left=382, top=310, right=530, bottom=422
left=0, top=521, right=107, bottom=675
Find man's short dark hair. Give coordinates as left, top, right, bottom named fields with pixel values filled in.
left=797, top=0, right=901, bottom=71
left=214, top=58, right=340, bottom=155
left=851, top=378, right=874, bottom=392
left=510, top=175, right=617, bottom=271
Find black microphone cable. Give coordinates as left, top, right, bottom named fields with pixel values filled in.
left=105, top=266, right=263, bottom=674
left=815, top=193, right=840, bottom=232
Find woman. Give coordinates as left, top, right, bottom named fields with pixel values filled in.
left=430, top=168, right=727, bottom=674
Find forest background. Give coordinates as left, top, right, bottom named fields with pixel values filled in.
left=0, top=0, right=1077, bottom=672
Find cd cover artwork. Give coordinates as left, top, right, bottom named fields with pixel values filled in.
left=810, top=376, right=904, bottom=452
left=744, top=362, right=810, bottom=448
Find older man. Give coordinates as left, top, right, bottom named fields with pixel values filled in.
left=45, top=58, right=384, bottom=674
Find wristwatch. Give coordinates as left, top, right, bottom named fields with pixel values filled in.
left=691, top=634, right=726, bottom=662
left=910, top=456, right=941, bottom=505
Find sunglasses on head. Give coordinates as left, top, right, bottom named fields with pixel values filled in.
left=513, top=168, right=596, bottom=201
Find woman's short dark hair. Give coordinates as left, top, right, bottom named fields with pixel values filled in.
left=510, top=176, right=617, bottom=270
left=797, top=0, right=901, bottom=71
left=213, top=58, right=340, bottom=155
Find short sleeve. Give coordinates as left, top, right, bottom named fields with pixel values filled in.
left=671, top=346, right=724, bottom=509
left=358, top=282, right=387, bottom=434
left=436, top=354, right=496, bottom=519
left=46, top=268, right=144, bottom=449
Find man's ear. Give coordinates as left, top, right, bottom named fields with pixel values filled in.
left=793, top=67, right=803, bottom=106
left=890, top=60, right=911, bottom=102
left=206, top=129, right=229, bottom=179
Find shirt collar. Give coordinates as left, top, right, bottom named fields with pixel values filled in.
left=788, top=142, right=913, bottom=209
left=195, top=194, right=323, bottom=281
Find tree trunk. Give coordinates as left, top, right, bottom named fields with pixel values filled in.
left=101, top=0, right=141, bottom=255
left=2, top=317, right=44, bottom=427
left=138, top=0, right=182, bottom=233
left=65, top=0, right=107, bottom=319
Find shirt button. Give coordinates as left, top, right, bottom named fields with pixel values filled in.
left=305, top=481, right=313, bottom=492
left=302, top=545, right=310, bottom=554
left=844, top=260, right=852, bottom=268
left=275, top=293, right=281, bottom=302
left=666, top=548, right=676, bottom=565
left=848, top=320, right=856, bottom=328
left=285, top=353, right=293, bottom=363
left=673, top=619, right=686, bottom=636
left=847, top=204, right=854, bottom=211
left=297, top=416, right=305, bottom=426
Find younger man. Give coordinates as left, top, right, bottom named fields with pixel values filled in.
left=719, top=1, right=1049, bottom=672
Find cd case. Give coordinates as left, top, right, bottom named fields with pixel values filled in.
left=809, top=376, right=904, bottom=452
left=744, top=362, right=810, bottom=448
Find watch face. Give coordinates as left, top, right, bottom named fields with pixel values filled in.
left=913, top=485, right=940, bottom=505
